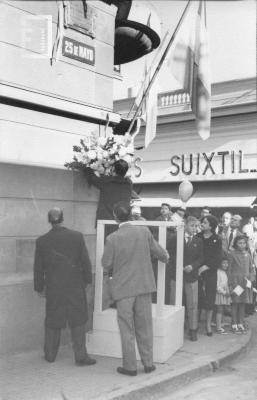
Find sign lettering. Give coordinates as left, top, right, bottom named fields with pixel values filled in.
left=62, top=37, right=95, bottom=65
left=170, top=150, right=257, bottom=177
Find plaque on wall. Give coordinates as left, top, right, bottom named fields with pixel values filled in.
left=64, top=0, right=97, bottom=38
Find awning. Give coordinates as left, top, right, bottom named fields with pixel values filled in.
left=135, top=196, right=257, bottom=208
left=134, top=180, right=257, bottom=209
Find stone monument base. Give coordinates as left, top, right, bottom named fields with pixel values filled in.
left=86, top=304, right=185, bottom=363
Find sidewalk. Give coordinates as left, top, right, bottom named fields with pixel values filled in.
left=0, top=318, right=253, bottom=400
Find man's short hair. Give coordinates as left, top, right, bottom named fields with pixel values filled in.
left=114, top=159, right=128, bottom=177
left=161, top=203, right=171, bottom=211
left=113, top=201, right=131, bottom=222
left=232, top=214, right=242, bottom=221
left=202, top=206, right=211, bottom=213
left=185, top=215, right=198, bottom=224
left=48, top=207, right=63, bottom=224
left=131, top=205, right=141, bottom=215
left=223, top=211, right=232, bottom=217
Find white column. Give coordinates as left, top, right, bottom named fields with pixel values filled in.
left=175, top=224, right=184, bottom=306
left=156, top=224, right=167, bottom=317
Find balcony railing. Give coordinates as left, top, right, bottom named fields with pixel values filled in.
left=159, top=91, right=190, bottom=107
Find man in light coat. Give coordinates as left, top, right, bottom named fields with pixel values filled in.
left=34, top=208, right=96, bottom=366
left=102, top=202, right=169, bottom=376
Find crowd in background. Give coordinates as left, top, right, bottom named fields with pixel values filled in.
left=130, top=202, right=257, bottom=340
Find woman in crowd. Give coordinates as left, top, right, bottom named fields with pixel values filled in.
left=198, top=215, right=223, bottom=336
left=228, top=235, right=255, bottom=333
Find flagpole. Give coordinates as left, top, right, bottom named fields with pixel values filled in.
left=126, top=30, right=169, bottom=119
left=204, top=0, right=207, bottom=27
left=127, top=0, right=192, bottom=137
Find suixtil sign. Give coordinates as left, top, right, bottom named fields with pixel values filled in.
left=170, top=150, right=257, bottom=177
left=62, top=37, right=95, bottom=65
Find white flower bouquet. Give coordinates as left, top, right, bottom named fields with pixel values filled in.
left=65, top=133, right=135, bottom=176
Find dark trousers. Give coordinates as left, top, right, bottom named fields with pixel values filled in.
left=44, top=324, right=88, bottom=362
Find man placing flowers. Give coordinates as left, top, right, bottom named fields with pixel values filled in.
left=65, top=133, right=139, bottom=223
left=85, top=159, right=139, bottom=222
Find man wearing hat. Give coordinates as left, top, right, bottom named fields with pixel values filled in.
left=34, top=207, right=96, bottom=366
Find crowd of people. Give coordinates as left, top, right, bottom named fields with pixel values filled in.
left=137, top=203, right=257, bottom=341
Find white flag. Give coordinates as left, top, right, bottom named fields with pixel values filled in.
left=135, top=56, right=158, bottom=148
left=167, top=1, right=211, bottom=140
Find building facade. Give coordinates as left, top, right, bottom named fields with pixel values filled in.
left=115, top=77, right=257, bottom=220
left=0, top=0, right=161, bottom=355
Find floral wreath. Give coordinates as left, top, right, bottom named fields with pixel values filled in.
left=65, top=133, right=135, bottom=176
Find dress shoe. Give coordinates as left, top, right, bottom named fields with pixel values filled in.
left=190, top=330, right=198, bottom=341
left=144, top=365, right=156, bottom=373
left=76, top=356, right=96, bottom=366
left=44, top=356, right=55, bottom=363
left=117, top=367, right=137, bottom=376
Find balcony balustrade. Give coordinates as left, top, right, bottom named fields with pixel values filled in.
left=159, top=91, right=191, bottom=107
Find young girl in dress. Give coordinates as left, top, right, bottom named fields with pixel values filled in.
left=228, top=235, right=255, bottom=334
left=215, top=257, right=231, bottom=334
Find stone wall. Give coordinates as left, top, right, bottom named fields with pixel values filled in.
left=0, top=0, right=116, bottom=355
left=0, top=163, right=98, bottom=355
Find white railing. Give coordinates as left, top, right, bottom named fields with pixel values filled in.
left=94, top=220, right=184, bottom=318
left=159, top=91, right=190, bottom=107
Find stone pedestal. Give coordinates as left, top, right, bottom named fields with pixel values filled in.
left=87, top=304, right=184, bottom=362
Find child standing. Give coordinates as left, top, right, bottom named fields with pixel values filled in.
left=215, top=257, right=231, bottom=334
left=228, top=235, right=255, bottom=334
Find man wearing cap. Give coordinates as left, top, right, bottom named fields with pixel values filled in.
left=34, top=208, right=96, bottom=366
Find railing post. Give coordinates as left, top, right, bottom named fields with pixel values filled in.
left=156, top=224, right=166, bottom=317
left=94, top=220, right=105, bottom=312
left=175, top=223, right=184, bottom=307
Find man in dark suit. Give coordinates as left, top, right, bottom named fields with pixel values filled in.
left=34, top=208, right=96, bottom=366
left=102, top=202, right=169, bottom=376
left=167, top=216, right=203, bottom=341
left=220, top=214, right=242, bottom=255
left=85, top=159, right=139, bottom=222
